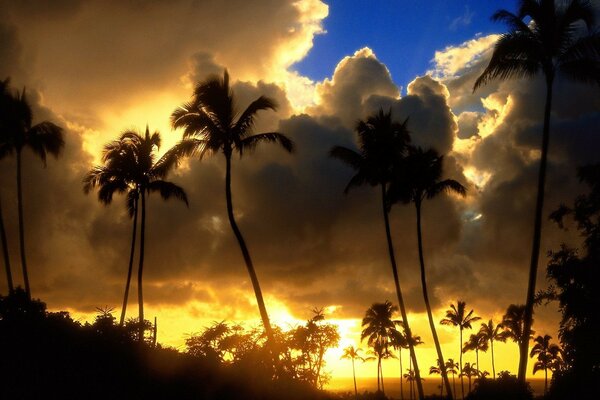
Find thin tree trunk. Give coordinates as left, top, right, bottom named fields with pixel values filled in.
left=0, top=196, right=14, bottom=294
left=459, top=328, right=464, bottom=399
left=380, top=360, right=385, bottom=395
left=377, top=357, right=381, bottom=392
left=137, top=189, right=146, bottom=343
left=381, top=184, right=425, bottom=399
left=415, top=202, right=453, bottom=398
left=491, top=339, right=496, bottom=379
left=120, top=195, right=138, bottom=326
left=452, top=372, right=456, bottom=399
left=16, top=150, right=30, bottom=299
left=519, top=74, right=554, bottom=382
left=352, top=357, right=358, bottom=400
left=544, top=368, right=547, bottom=394
left=440, top=376, right=444, bottom=398
left=399, top=348, right=404, bottom=400
left=224, top=153, right=278, bottom=364
left=475, top=348, right=479, bottom=377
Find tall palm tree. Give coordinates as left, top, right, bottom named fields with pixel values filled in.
left=390, top=326, right=409, bottom=400
left=440, top=300, right=481, bottom=399
left=388, top=146, right=466, bottom=398
left=501, top=304, right=533, bottom=373
left=361, top=301, right=401, bottom=395
left=459, top=362, right=477, bottom=394
left=84, top=127, right=188, bottom=342
left=478, top=319, right=508, bottom=379
left=430, top=360, right=445, bottom=398
left=1, top=86, right=64, bottom=299
left=171, top=70, right=293, bottom=357
left=463, top=332, right=489, bottom=377
left=445, top=358, right=459, bottom=399
left=530, top=334, right=562, bottom=394
left=330, top=109, right=427, bottom=399
left=341, top=345, right=366, bottom=400
left=474, top=0, right=600, bottom=381
left=0, top=78, right=14, bottom=294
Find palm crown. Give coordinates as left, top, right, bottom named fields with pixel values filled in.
left=441, top=301, right=482, bottom=330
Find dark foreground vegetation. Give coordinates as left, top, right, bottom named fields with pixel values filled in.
left=0, top=292, right=334, bottom=400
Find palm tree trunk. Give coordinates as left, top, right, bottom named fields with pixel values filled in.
left=120, top=195, right=138, bottom=326
left=544, top=367, right=548, bottom=394
left=377, top=357, right=381, bottom=392
left=491, top=339, right=496, bottom=379
left=16, top=149, right=30, bottom=299
left=224, top=154, right=278, bottom=362
left=381, top=184, right=425, bottom=399
left=399, top=349, right=404, bottom=400
left=475, top=348, right=479, bottom=377
left=415, top=201, right=453, bottom=398
left=137, top=189, right=146, bottom=343
left=352, top=357, right=358, bottom=400
left=452, top=372, right=456, bottom=398
left=380, top=361, right=385, bottom=395
left=459, top=328, right=464, bottom=399
left=519, top=74, right=554, bottom=382
left=0, top=196, right=14, bottom=294
left=440, top=376, right=444, bottom=398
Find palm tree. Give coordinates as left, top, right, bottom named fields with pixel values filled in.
left=403, top=369, right=422, bottom=400
left=502, top=304, right=534, bottom=373
left=478, top=319, right=508, bottom=379
left=388, top=146, right=466, bottom=398
left=462, top=332, right=489, bottom=377
left=331, top=109, right=426, bottom=399
left=171, top=70, right=293, bottom=357
left=0, top=78, right=14, bottom=294
left=390, top=327, right=410, bottom=400
left=459, top=362, right=477, bottom=394
left=341, top=345, right=366, bottom=399
left=361, top=301, right=401, bottom=395
left=474, top=0, right=600, bottom=381
left=445, top=358, right=459, bottom=399
left=430, top=360, right=445, bottom=398
left=441, top=300, right=481, bottom=399
left=84, top=127, right=188, bottom=342
left=1, top=86, right=64, bottom=299
left=530, top=334, right=562, bottom=394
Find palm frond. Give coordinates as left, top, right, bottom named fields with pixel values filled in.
left=238, top=132, right=294, bottom=157
left=234, top=96, right=278, bottom=138
left=559, top=59, right=600, bottom=85
left=126, top=190, right=138, bottom=218
left=26, top=121, right=65, bottom=165
left=492, top=9, right=531, bottom=32
left=427, top=179, right=467, bottom=199
left=147, top=180, right=189, bottom=206
left=329, top=146, right=362, bottom=170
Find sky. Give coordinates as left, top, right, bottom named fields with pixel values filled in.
left=1, top=0, right=599, bottom=389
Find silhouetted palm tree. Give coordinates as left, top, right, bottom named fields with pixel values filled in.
left=530, top=334, right=562, bottom=394
left=474, top=0, right=600, bottom=381
left=478, top=319, right=508, bottom=379
left=441, top=300, right=481, bottom=399
left=502, top=304, right=533, bottom=373
left=361, top=301, right=400, bottom=395
left=330, top=108, right=427, bottom=399
left=84, top=127, right=187, bottom=342
left=445, top=358, right=459, bottom=399
left=463, top=332, right=488, bottom=377
left=388, top=146, right=466, bottom=398
left=390, top=327, right=410, bottom=400
left=171, top=70, right=293, bottom=357
left=459, top=362, right=477, bottom=394
left=403, top=368, right=423, bottom=400
left=430, top=360, right=445, bottom=398
left=341, top=345, right=366, bottom=399
left=1, top=85, right=64, bottom=299
left=0, top=78, right=14, bottom=294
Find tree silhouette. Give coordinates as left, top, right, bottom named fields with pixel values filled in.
left=390, top=326, right=410, bottom=400
left=341, top=345, right=367, bottom=400
left=361, top=301, right=400, bottom=395
left=460, top=362, right=478, bottom=394
left=84, top=127, right=188, bottom=342
left=463, top=332, right=488, bottom=378
left=474, top=0, right=600, bottom=381
left=0, top=84, right=64, bottom=299
left=330, top=108, right=426, bottom=399
left=477, top=319, right=507, bottom=379
left=430, top=360, right=445, bottom=398
left=171, top=69, right=293, bottom=359
left=530, top=334, right=562, bottom=394
left=501, top=304, right=533, bottom=374
left=445, top=358, right=459, bottom=399
left=0, top=78, right=14, bottom=294
left=388, top=145, right=466, bottom=398
left=441, top=300, right=481, bottom=399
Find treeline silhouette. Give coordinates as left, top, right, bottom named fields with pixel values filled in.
left=1, top=1, right=599, bottom=399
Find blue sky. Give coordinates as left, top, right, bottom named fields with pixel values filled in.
left=294, top=0, right=515, bottom=91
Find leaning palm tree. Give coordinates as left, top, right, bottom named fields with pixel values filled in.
left=478, top=319, right=508, bottom=379
left=1, top=86, right=64, bottom=299
left=530, top=334, right=562, bottom=394
left=388, top=146, right=466, bottom=398
left=441, top=300, right=481, bottom=399
left=0, top=78, right=14, bottom=294
left=474, top=0, right=600, bottom=381
left=330, top=109, right=427, bottom=399
left=171, top=70, right=293, bottom=356
left=341, top=345, right=367, bottom=400
left=463, top=332, right=489, bottom=377
left=84, top=127, right=188, bottom=342
left=361, top=301, right=400, bottom=395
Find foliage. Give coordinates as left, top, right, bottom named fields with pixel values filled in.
left=465, top=373, right=533, bottom=400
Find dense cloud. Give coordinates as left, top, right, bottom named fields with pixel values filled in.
left=0, top=2, right=598, bottom=354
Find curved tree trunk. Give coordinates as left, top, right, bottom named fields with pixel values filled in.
left=16, top=150, right=30, bottom=299
left=224, top=154, right=278, bottom=362
left=519, top=75, right=554, bottom=382
left=415, top=201, right=453, bottom=398
left=137, top=190, right=146, bottom=343
left=381, top=184, right=425, bottom=399
left=120, top=195, right=138, bottom=326
left=491, top=339, right=496, bottom=379
left=459, top=328, right=464, bottom=399
left=352, top=357, right=358, bottom=400
left=0, top=196, right=14, bottom=294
